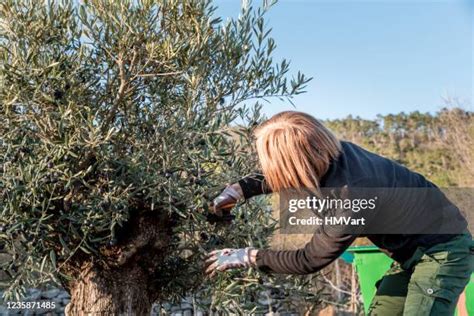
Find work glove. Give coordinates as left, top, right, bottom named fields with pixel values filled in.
left=204, top=247, right=255, bottom=277
left=211, top=184, right=243, bottom=216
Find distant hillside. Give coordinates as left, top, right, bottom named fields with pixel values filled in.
left=325, top=108, right=474, bottom=187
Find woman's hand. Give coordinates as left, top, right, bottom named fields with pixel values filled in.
left=211, top=183, right=244, bottom=216
left=204, top=247, right=258, bottom=277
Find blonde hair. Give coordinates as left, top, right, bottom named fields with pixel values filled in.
left=254, top=111, right=341, bottom=193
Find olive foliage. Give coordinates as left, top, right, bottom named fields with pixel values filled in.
left=0, top=0, right=317, bottom=311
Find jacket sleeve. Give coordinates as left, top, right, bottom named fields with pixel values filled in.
left=255, top=228, right=356, bottom=274
left=238, top=173, right=272, bottom=199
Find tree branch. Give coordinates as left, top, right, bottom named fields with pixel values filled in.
left=102, top=54, right=127, bottom=133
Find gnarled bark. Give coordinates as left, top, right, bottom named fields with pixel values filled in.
left=64, top=211, right=173, bottom=315
left=66, top=262, right=152, bottom=315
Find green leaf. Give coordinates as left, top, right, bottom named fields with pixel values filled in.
left=49, top=250, right=57, bottom=269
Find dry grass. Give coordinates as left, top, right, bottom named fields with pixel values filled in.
left=439, top=104, right=474, bottom=186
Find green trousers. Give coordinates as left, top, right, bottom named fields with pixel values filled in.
left=368, top=233, right=474, bottom=316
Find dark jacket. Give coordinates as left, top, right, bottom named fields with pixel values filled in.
left=238, top=141, right=468, bottom=274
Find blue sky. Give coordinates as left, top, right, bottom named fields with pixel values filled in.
left=215, top=0, right=473, bottom=120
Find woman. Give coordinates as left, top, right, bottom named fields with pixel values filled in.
left=205, top=111, right=473, bottom=315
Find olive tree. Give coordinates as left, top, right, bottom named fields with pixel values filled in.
left=0, top=0, right=315, bottom=314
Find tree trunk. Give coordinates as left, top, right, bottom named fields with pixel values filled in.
left=62, top=212, right=175, bottom=315
left=65, top=262, right=153, bottom=315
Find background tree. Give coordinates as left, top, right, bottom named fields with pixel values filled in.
left=325, top=108, right=473, bottom=186
left=0, top=0, right=317, bottom=314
